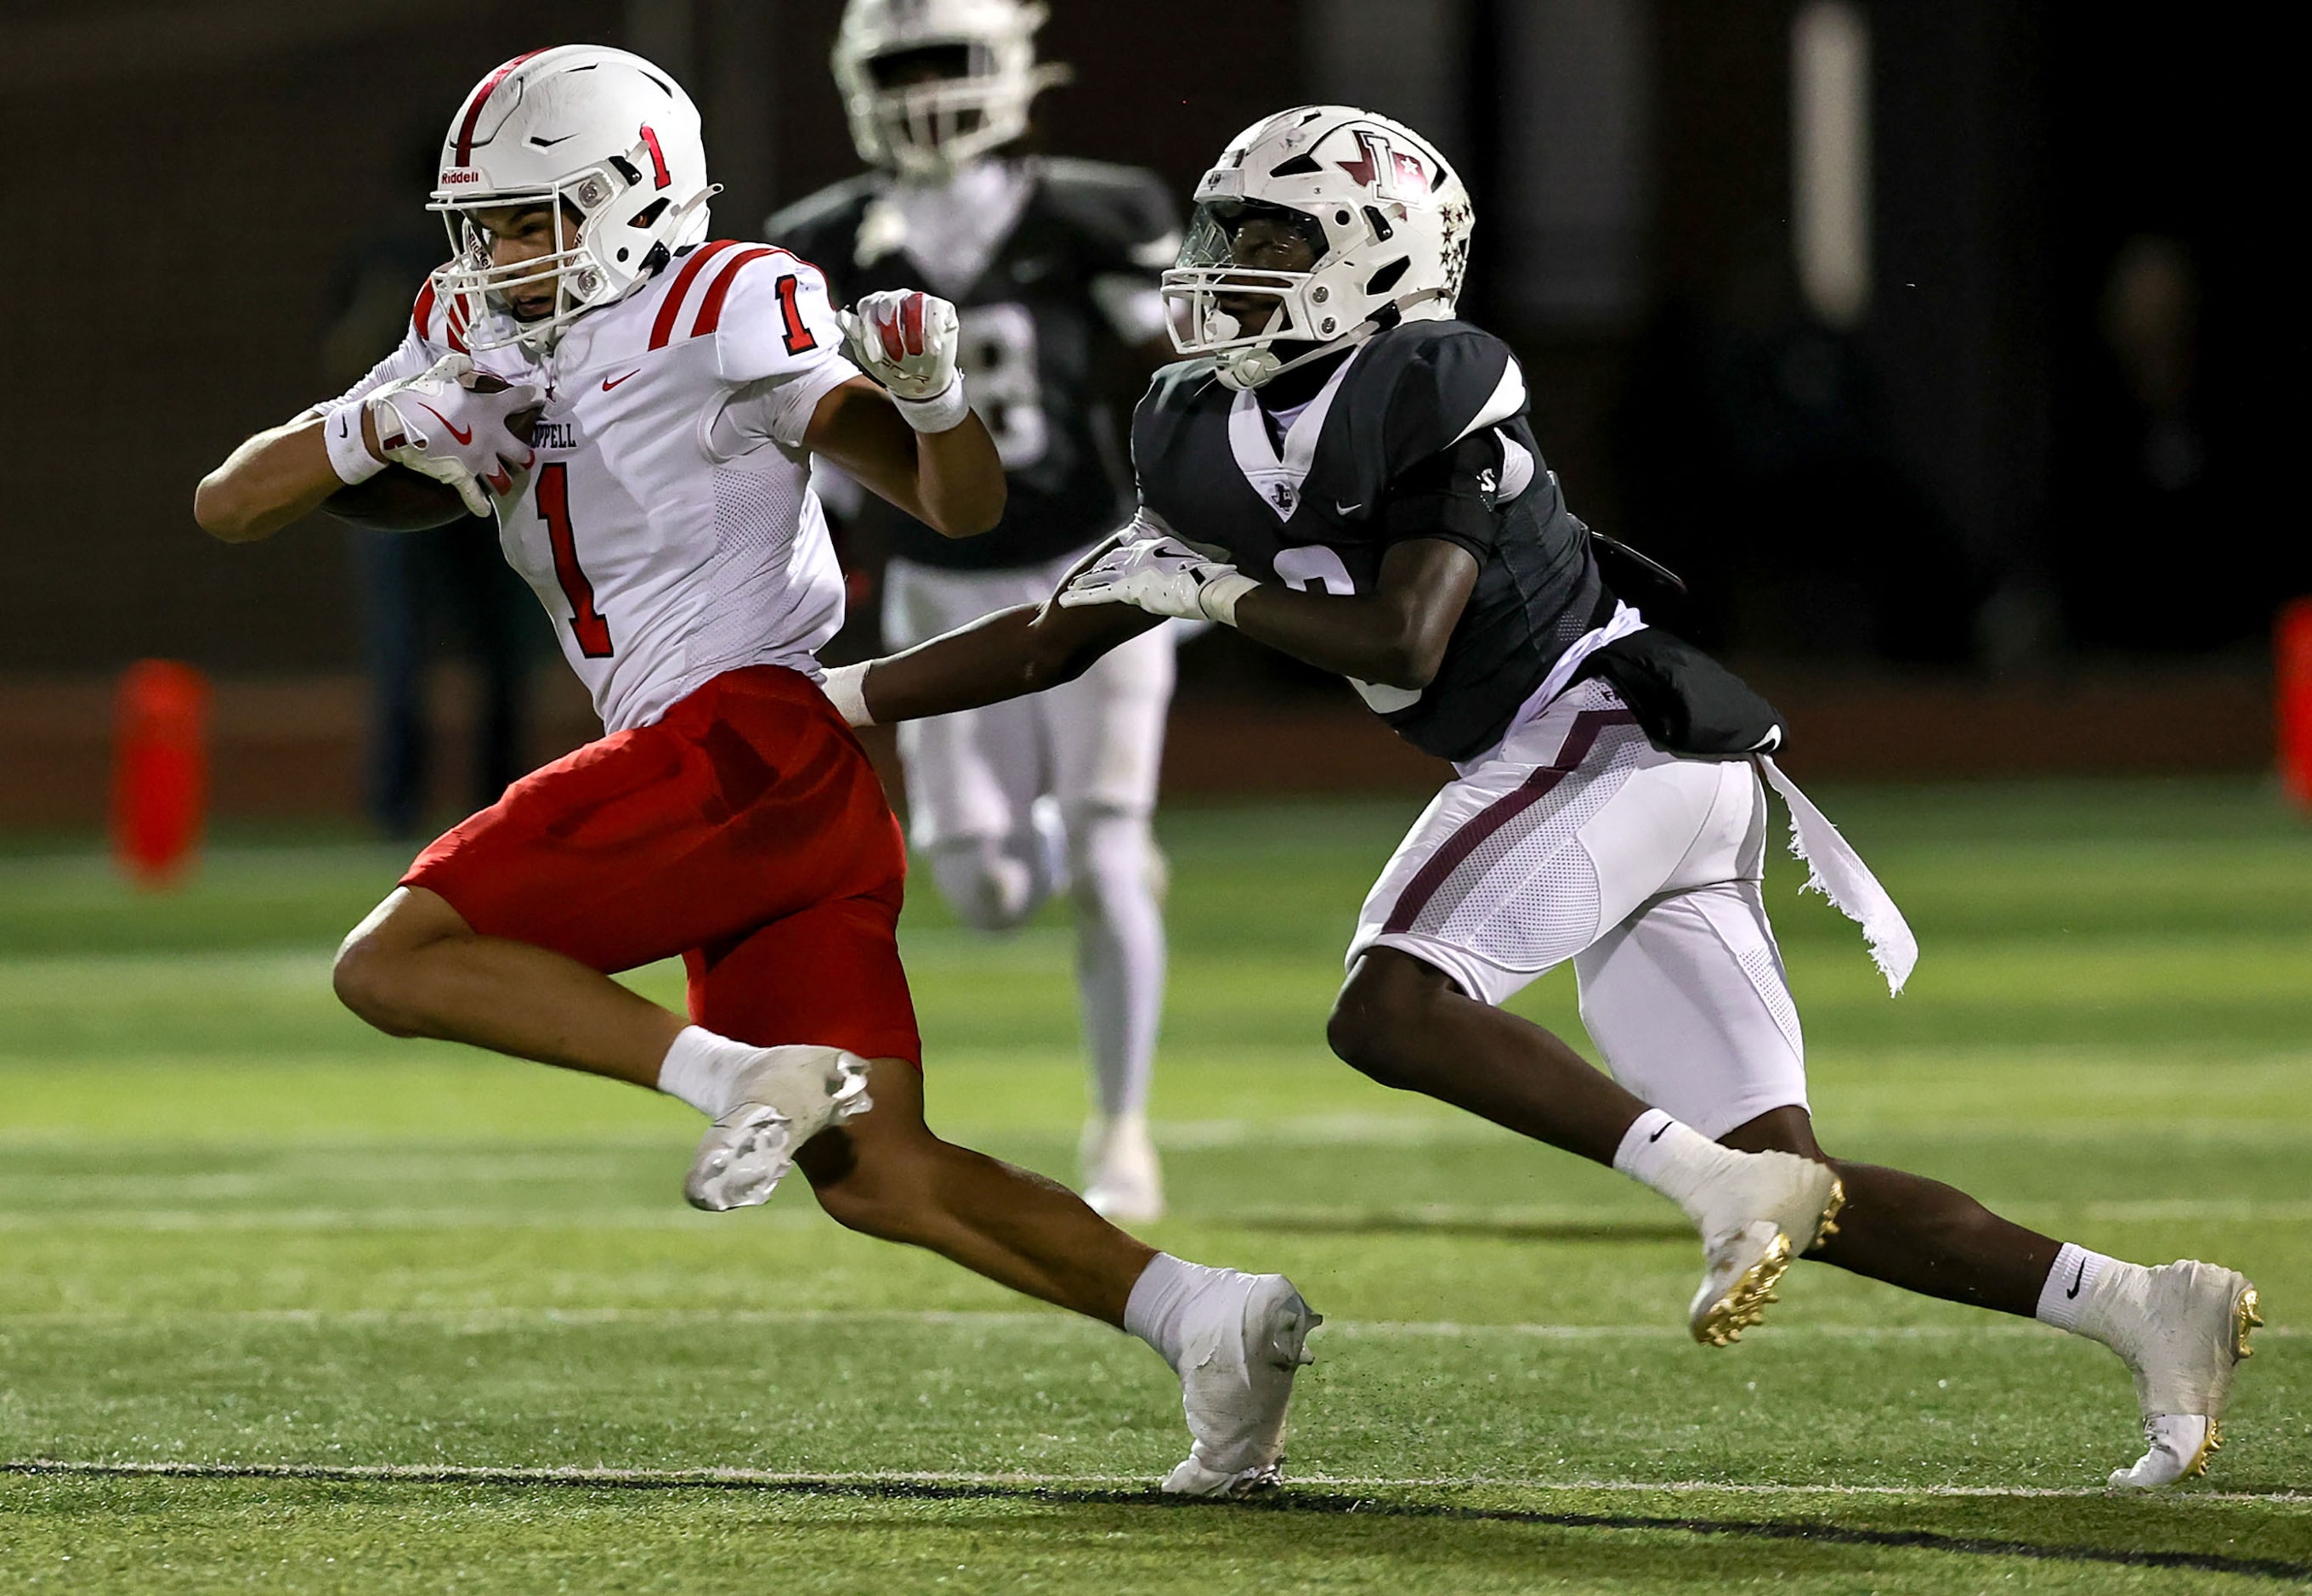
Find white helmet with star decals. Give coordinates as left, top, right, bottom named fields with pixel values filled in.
left=428, top=46, right=717, bottom=353
left=1164, top=105, right=1475, bottom=390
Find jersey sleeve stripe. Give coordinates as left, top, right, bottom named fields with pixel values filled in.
left=687, top=246, right=778, bottom=341
left=1448, top=357, right=1528, bottom=445
left=649, top=240, right=744, bottom=350
left=411, top=279, right=437, bottom=340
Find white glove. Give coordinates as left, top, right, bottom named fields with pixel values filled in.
left=1057, top=533, right=1261, bottom=626
left=366, top=354, right=543, bottom=517
left=841, top=289, right=969, bottom=431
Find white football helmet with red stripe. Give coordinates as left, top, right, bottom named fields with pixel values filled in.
left=1164, top=105, right=1474, bottom=390
left=430, top=46, right=716, bottom=352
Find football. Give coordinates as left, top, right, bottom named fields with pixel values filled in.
left=322, top=462, right=473, bottom=532
left=321, top=377, right=538, bottom=532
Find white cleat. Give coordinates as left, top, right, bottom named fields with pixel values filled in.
left=2100, top=1262, right=2262, bottom=1489
left=1081, top=1113, right=1165, bottom=1225
left=1687, top=1152, right=1844, bottom=1346
left=1161, top=1274, right=1320, bottom=1497
left=683, top=1045, right=872, bottom=1212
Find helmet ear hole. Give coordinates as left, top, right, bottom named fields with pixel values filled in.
left=1364, top=258, right=1410, bottom=297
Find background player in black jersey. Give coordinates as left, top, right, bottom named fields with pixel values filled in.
left=771, top=0, right=1182, bottom=1221
left=819, top=105, right=2262, bottom=1490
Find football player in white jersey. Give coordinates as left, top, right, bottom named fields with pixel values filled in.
left=193, top=46, right=1313, bottom=1498
left=771, top=0, right=1184, bottom=1221
left=821, top=105, right=2263, bottom=1490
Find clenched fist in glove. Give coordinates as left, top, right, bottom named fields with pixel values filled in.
left=841, top=289, right=970, bottom=433
left=1058, top=527, right=1261, bottom=626
left=358, top=354, right=543, bottom=518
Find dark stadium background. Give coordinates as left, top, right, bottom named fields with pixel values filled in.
left=0, top=0, right=2294, bottom=826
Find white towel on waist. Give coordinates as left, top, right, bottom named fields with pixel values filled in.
left=1760, top=757, right=1918, bottom=995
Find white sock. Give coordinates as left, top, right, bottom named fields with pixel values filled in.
left=1068, top=807, right=1164, bottom=1119
left=1612, top=1108, right=1742, bottom=1220
left=1124, top=1252, right=1235, bottom=1372
left=2037, top=1242, right=2143, bottom=1338
left=655, top=1025, right=756, bottom=1117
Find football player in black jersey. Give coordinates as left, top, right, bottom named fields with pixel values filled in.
left=820, top=105, right=2261, bottom=1489
left=771, top=0, right=1182, bottom=1222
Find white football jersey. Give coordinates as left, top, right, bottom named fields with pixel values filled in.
left=322, top=241, right=857, bottom=733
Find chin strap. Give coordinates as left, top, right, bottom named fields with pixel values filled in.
left=1216, top=323, right=1380, bottom=392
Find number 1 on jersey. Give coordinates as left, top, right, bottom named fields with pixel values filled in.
left=536, top=462, right=614, bottom=659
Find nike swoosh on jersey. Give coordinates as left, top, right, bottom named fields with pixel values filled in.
left=411, top=403, right=473, bottom=445
left=602, top=369, right=641, bottom=391
left=1335, top=501, right=1364, bottom=515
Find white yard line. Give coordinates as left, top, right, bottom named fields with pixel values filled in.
left=7, top=1197, right=2312, bottom=1233
left=5, top=1458, right=2305, bottom=1504
left=0, top=1305, right=2293, bottom=1340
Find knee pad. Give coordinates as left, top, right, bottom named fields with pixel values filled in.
left=1061, top=806, right=1159, bottom=912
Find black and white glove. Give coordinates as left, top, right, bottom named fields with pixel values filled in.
left=360, top=354, right=543, bottom=517
left=1057, top=531, right=1260, bottom=626
left=841, top=289, right=969, bottom=433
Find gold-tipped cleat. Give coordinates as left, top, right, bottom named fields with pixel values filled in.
left=1808, top=1183, right=1847, bottom=1253
left=2235, top=1288, right=2264, bottom=1359
left=1693, top=1232, right=1793, bottom=1346
left=2185, top=1419, right=2224, bottom=1478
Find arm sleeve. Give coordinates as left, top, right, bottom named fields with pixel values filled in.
left=1380, top=429, right=1512, bottom=563
left=707, top=253, right=860, bottom=453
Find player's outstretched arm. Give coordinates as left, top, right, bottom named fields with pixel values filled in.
left=1060, top=533, right=1477, bottom=692
left=194, top=414, right=371, bottom=544
left=803, top=377, right=1006, bottom=539
left=855, top=587, right=1162, bottom=724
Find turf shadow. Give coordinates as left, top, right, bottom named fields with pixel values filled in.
left=10, top=1462, right=2304, bottom=1584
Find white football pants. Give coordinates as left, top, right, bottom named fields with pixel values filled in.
left=882, top=552, right=1176, bottom=1120
left=1347, top=677, right=1810, bottom=1139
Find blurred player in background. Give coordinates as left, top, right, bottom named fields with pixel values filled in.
left=770, top=0, right=1182, bottom=1221
left=825, top=105, right=2262, bottom=1491
left=194, top=46, right=1313, bottom=1497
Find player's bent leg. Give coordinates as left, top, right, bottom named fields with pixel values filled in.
left=1720, top=1106, right=2060, bottom=1314
left=797, top=1060, right=1318, bottom=1493
left=1064, top=801, right=1167, bottom=1223
left=1720, top=1112, right=2261, bottom=1486
left=1329, top=949, right=1840, bottom=1344
left=1329, top=948, right=1645, bottom=1163
left=798, top=1058, right=1153, bottom=1320
left=333, top=886, right=684, bottom=1088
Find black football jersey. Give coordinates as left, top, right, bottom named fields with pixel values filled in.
left=1132, top=320, right=1610, bottom=763
left=768, top=157, right=1178, bottom=571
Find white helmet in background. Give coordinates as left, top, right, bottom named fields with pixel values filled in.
left=429, top=46, right=717, bottom=352
left=1165, top=105, right=1475, bottom=390
left=832, top=0, right=1069, bottom=179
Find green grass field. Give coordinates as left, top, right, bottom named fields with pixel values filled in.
left=2, top=779, right=2307, bottom=1593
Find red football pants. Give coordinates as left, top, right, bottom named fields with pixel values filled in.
left=403, top=665, right=921, bottom=1066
